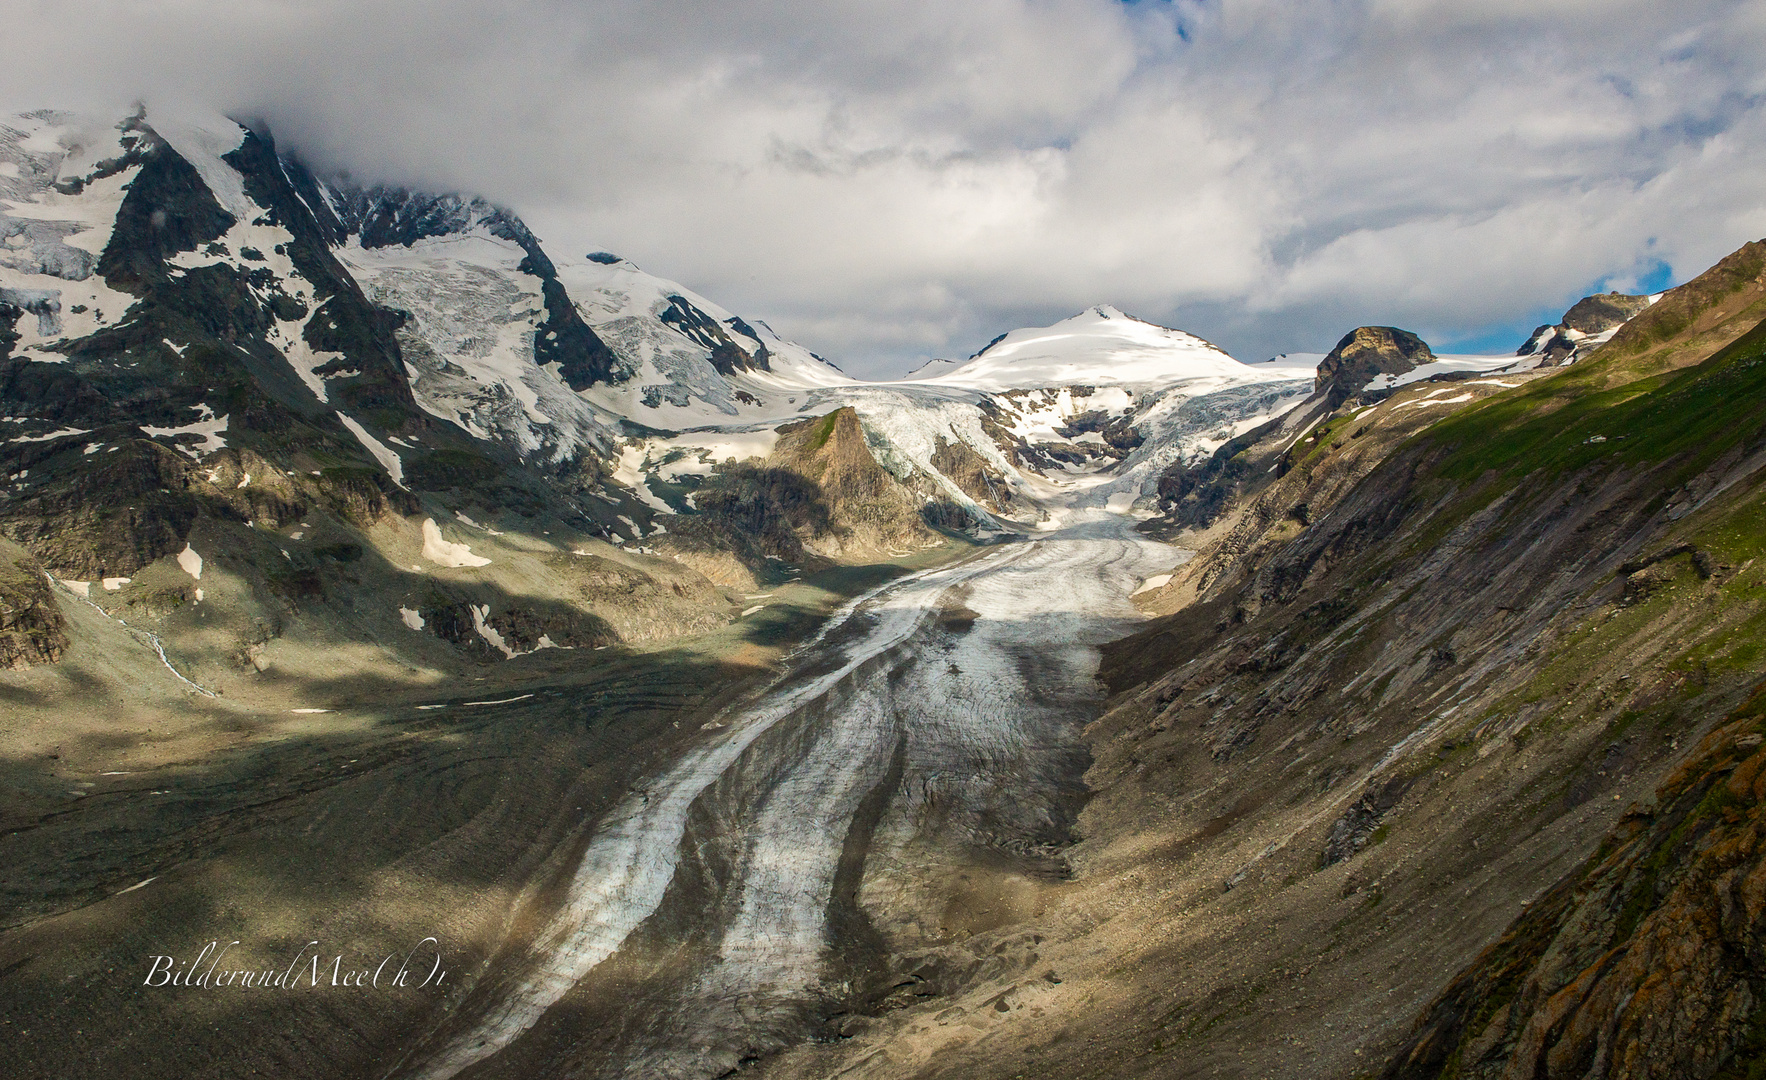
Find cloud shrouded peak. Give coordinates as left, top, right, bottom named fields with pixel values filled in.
left=5, top=0, right=1763, bottom=377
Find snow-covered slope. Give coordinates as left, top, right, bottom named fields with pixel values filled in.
left=1359, top=353, right=1530, bottom=395
left=559, top=253, right=852, bottom=430
left=612, top=305, right=1313, bottom=529
left=311, top=184, right=857, bottom=463
left=326, top=196, right=627, bottom=466
left=0, top=111, right=144, bottom=358
left=914, top=306, right=1252, bottom=391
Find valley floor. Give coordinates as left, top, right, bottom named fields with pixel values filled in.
left=0, top=543, right=971, bottom=1078
left=0, top=493, right=1697, bottom=1080
left=402, top=505, right=1172, bottom=1080
left=0, top=469, right=1197, bottom=1080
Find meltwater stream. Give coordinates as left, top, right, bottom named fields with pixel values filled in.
left=414, top=511, right=1172, bottom=1080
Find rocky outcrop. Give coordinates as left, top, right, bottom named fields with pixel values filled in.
left=416, top=590, right=615, bottom=659
left=658, top=293, right=771, bottom=375
left=1384, top=682, right=1766, bottom=1080
left=1153, top=410, right=1294, bottom=528
left=0, top=438, right=409, bottom=579
left=664, top=407, right=960, bottom=582
left=930, top=434, right=1016, bottom=512
left=1518, top=292, right=1653, bottom=366
left=0, top=541, right=66, bottom=668
left=1320, top=775, right=1412, bottom=868
left=1316, top=325, right=1435, bottom=407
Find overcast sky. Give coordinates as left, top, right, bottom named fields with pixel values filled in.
left=6, top=0, right=1765, bottom=378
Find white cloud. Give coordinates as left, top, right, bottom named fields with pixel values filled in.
left=3, top=0, right=1763, bottom=374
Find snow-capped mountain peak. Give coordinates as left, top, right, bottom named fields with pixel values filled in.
left=910, top=305, right=1257, bottom=392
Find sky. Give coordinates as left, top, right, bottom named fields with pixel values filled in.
left=4, top=0, right=1765, bottom=379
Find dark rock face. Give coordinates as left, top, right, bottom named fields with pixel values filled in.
left=0, top=441, right=204, bottom=579
left=94, top=122, right=232, bottom=292
left=0, top=289, right=63, bottom=336
left=1055, top=409, right=1144, bottom=456
left=417, top=586, right=616, bottom=659
left=226, top=130, right=421, bottom=422
left=0, top=544, right=67, bottom=668
left=1320, top=775, right=1412, bottom=867
left=328, top=187, right=484, bottom=250
left=0, top=122, right=478, bottom=588
left=1154, top=410, right=1294, bottom=528
left=1315, top=326, right=1436, bottom=407
left=971, top=330, right=1010, bottom=358
left=658, top=294, right=770, bottom=375
left=532, top=274, right=620, bottom=390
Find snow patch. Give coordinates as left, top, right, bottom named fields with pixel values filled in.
left=146, top=108, right=252, bottom=218
left=612, top=443, right=678, bottom=514
left=1394, top=391, right=1476, bottom=410
left=176, top=544, right=202, bottom=580
left=141, top=405, right=228, bottom=457
left=470, top=604, right=516, bottom=659
left=12, top=426, right=89, bottom=443
left=421, top=519, right=491, bottom=568
left=336, top=413, right=404, bottom=486
left=1132, top=573, right=1173, bottom=596
left=454, top=511, right=505, bottom=536
left=1362, top=354, right=1521, bottom=394
left=399, top=606, right=425, bottom=631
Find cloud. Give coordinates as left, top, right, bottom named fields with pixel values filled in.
left=3, top=0, right=1763, bottom=375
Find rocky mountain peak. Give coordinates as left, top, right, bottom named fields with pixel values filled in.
left=1560, top=290, right=1653, bottom=334
left=1518, top=290, right=1654, bottom=366
left=1315, top=325, right=1435, bottom=407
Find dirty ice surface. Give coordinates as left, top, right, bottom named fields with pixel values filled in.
left=416, top=470, right=1175, bottom=1080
